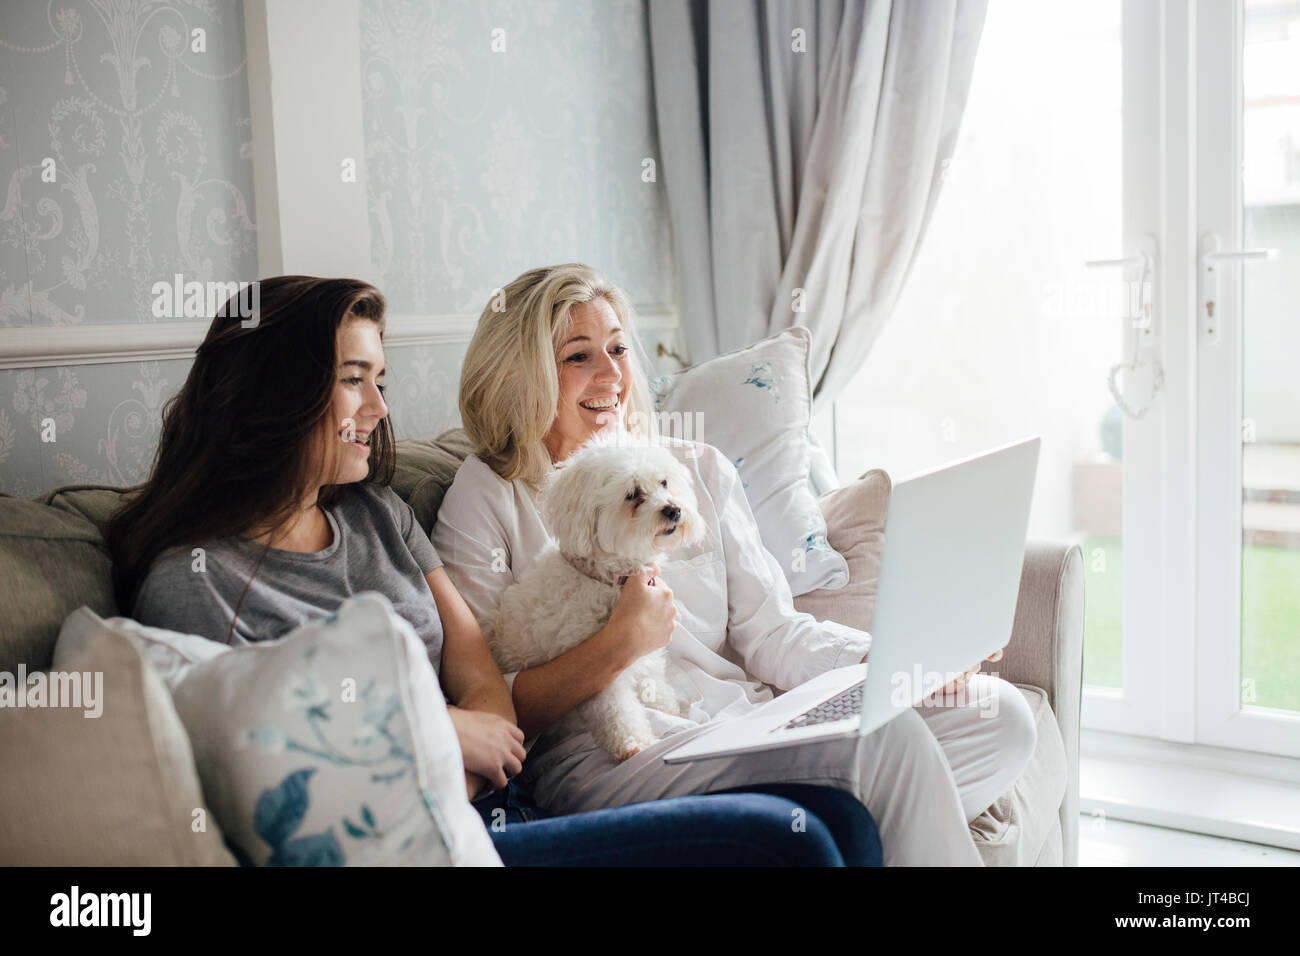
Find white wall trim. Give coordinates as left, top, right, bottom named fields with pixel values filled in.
left=244, top=0, right=375, bottom=283
left=0, top=309, right=680, bottom=370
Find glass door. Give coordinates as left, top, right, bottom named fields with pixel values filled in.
left=1196, top=0, right=1300, bottom=757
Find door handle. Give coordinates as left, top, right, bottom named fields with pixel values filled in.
left=1085, top=234, right=1157, bottom=340
left=1199, top=234, right=1281, bottom=345
left=1085, top=235, right=1162, bottom=419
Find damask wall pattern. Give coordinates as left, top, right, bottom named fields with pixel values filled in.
left=0, top=0, right=258, bottom=327
left=0, top=358, right=189, bottom=496
left=359, top=0, right=674, bottom=315
left=0, top=0, right=677, bottom=496
left=0, top=345, right=469, bottom=496
left=0, top=0, right=262, bottom=496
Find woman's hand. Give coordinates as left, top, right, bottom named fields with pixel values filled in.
left=935, top=646, right=1006, bottom=697
left=936, top=667, right=979, bottom=696
left=465, top=771, right=487, bottom=801
left=447, top=705, right=526, bottom=791
left=509, top=565, right=680, bottom=740
left=603, top=564, right=678, bottom=667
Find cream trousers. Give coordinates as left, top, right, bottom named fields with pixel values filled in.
left=528, top=673, right=1038, bottom=866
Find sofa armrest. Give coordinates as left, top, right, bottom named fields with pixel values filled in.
left=997, top=541, right=1084, bottom=710
left=992, top=540, right=1084, bottom=865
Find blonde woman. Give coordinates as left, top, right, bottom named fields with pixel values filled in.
left=434, top=263, right=1038, bottom=866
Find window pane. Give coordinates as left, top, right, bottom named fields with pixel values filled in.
left=1240, top=0, right=1300, bottom=713
left=826, top=0, right=1124, bottom=688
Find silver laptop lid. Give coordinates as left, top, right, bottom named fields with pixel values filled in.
left=857, top=436, right=1041, bottom=736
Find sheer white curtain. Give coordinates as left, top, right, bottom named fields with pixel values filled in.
left=649, top=0, right=987, bottom=407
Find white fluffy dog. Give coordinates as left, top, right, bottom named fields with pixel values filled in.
left=492, top=435, right=704, bottom=762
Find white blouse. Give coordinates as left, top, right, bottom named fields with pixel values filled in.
left=432, top=437, right=872, bottom=778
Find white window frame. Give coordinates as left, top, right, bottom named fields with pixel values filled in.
left=1081, top=0, right=1300, bottom=849
left=1086, top=0, right=1300, bottom=762
left=1194, top=0, right=1300, bottom=758
left=1079, top=0, right=1300, bottom=760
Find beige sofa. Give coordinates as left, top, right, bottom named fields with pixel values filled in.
left=0, top=428, right=1084, bottom=866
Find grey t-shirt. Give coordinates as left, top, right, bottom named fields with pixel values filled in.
left=132, top=483, right=446, bottom=674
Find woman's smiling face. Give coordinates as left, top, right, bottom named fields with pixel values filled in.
left=322, top=318, right=389, bottom=486
left=544, top=297, right=630, bottom=463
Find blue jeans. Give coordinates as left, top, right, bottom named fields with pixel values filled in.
left=472, top=779, right=881, bottom=866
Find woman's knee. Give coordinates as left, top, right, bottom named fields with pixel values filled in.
left=985, top=677, right=1038, bottom=775
left=862, top=704, right=957, bottom=785
left=489, top=793, right=848, bottom=866
left=884, top=701, right=940, bottom=744
left=715, top=783, right=883, bottom=867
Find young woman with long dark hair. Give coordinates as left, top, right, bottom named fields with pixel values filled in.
left=108, top=275, right=525, bottom=801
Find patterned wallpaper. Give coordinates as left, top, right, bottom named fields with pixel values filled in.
left=0, top=0, right=676, bottom=497
left=0, top=0, right=258, bottom=327
left=359, top=0, right=674, bottom=314
left=0, top=0, right=257, bottom=496
left=0, top=344, right=471, bottom=497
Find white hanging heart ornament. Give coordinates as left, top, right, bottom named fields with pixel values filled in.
left=1107, top=355, right=1165, bottom=420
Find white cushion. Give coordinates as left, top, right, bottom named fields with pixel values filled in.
left=650, top=326, right=849, bottom=596
left=134, top=593, right=501, bottom=867
left=104, top=616, right=229, bottom=689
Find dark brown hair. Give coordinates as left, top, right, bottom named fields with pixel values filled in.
left=106, top=275, right=396, bottom=611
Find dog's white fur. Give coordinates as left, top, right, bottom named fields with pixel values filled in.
left=492, top=434, right=704, bottom=762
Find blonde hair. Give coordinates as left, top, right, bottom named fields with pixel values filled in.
left=460, top=263, right=654, bottom=486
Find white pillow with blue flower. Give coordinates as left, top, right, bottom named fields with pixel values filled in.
left=136, top=593, right=502, bottom=866
left=649, top=325, right=849, bottom=596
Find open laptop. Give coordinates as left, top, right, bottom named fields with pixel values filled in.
left=662, top=435, right=1040, bottom=764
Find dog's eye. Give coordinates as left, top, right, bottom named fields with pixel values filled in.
left=626, top=486, right=645, bottom=507
left=659, top=479, right=668, bottom=488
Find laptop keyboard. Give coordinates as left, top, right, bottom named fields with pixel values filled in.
left=776, top=679, right=866, bottom=732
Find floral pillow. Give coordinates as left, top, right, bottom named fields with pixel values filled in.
left=650, top=325, right=849, bottom=596
left=124, top=593, right=501, bottom=867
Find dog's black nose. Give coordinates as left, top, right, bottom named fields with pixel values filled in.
left=661, top=504, right=681, bottom=522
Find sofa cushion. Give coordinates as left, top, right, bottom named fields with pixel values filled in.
left=793, top=468, right=891, bottom=633
left=393, top=429, right=476, bottom=537
left=168, top=592, right=501, bottom=866
left=1031, top=817, right=1064, bottom=866
left=43, top=484, right=135, bottom=538
left=969, top=683, right=1067, bottom=866
left=649, top=326, right=850, bottom=596
left=0, top=495, right=119, bottom=672
left=2, top=462, right=463, bottom=673
left=0, top=608, right=239, bottom=865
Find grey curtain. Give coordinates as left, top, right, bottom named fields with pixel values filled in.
left=648, top=0, right=987, bottom=408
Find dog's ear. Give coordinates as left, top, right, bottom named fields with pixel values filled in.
left=542, top=456, right=603, bottom=555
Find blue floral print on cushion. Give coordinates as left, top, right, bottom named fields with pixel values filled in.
left=649, top=374, right=673, bottom=410
left=741, top=362, right=782, bottom=403
left=802, top=513, right=835, bottom=553
left=733, top=456, right=750, bottom=489
left=167, top=593, right=504, bottom=867
left=257, top=769, right=345, bottom=866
